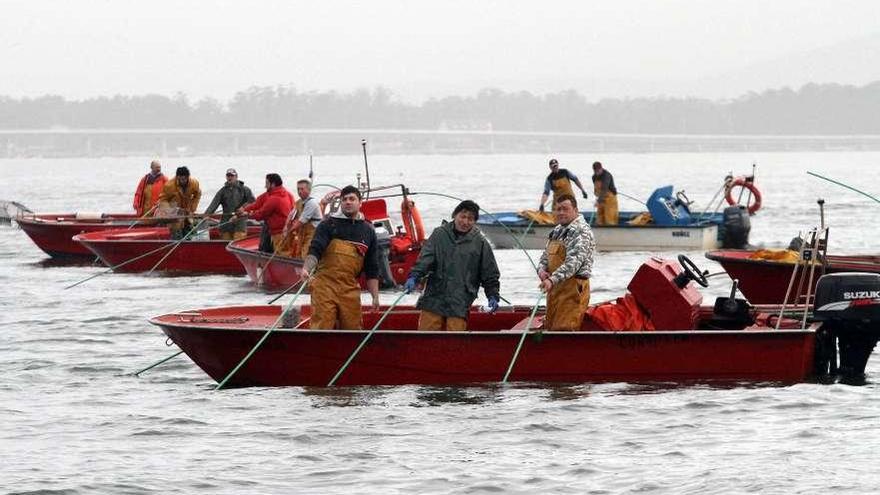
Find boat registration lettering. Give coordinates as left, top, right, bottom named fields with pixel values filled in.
left=616, top=334, right=690, bottom=349
left=671, top=230, right=690, bottom=238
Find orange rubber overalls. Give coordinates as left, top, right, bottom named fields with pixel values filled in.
left=593, top=177, right=619, bottom=226
left=550, top=174, right=575, bottom=205
left=309, top=239, right=365, bottom=330
left=418, top=311, right=467, bottom=331
left=544, top=239, right=591, bottom=331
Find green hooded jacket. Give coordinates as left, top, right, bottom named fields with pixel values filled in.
left=410, top=222, right=501, bottom=319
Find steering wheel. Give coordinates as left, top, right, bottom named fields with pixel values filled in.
left=677, top=254, right=709, bottom=288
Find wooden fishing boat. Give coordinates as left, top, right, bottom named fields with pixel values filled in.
left=75, top=225, right=260, bottom=274
left=16, top=212, right=143, bottom=258
left=227, top=192, right=423, bottom=292
left=706, top=249, right=880, bottom=304
left=149, top=255, right=880, bottom=387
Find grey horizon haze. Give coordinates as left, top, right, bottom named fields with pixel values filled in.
left=2, top=0, right=879, bottom=103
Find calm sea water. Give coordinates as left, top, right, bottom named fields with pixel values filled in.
left=2, top=152, right=880, bottom=494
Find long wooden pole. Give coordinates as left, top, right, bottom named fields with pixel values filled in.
left=327, top=291, right=408, bottom=387
left=133, top=350, right=184, bottom=376
left=215, top=269, right=313, bottom=390
left=807, top=171, right=880, bottom=204
left=145, top=217, right=208, bottom=275
left=502, top=292, right=544, bottom=383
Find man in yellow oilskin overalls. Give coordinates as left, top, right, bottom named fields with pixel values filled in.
left=281, top=179, right=323, bottom=258
left=591, top=161, right=619, bottom=226
left=538, top=158, right=590, bottom=212
left=157, top=166, right=202, bottom=239
left=300, top=185, right=380, bottom=330
left=538, top=193, right=596, bottom=330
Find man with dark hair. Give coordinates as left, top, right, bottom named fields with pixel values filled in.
left=591, top=161, right=619, bottom=225
left=280, top=179, right=323, bottom=258
left=537, top=193, right=596, bottom=331
left=404, top=199, right=501, bottom=331
left=133, top=160, right=167, bottom=217
left=239, top=173, right=294, bottom=253
left=204, top=168, right=255, bottom=240
left=301, top=185, right=380, bottom=329
left=539, top=158, right=589, bottom=212
left=158, top=166, right=202, bottom=238
left=158, top=166, right=202, bottom=215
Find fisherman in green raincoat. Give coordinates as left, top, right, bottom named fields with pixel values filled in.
left=404, top=200, right=501, bottom=331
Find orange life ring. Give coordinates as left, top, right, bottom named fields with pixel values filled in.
left=724, top=176, right=762, bottom=215
left=401, top=199, right=426, bottom=243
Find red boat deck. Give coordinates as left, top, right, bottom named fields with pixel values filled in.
left=75, top=226, right=260, bottom=274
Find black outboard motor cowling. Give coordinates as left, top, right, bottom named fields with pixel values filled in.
left=721, top=205, right=751, bottom=249
left=813, top=273, right=880, bottom=378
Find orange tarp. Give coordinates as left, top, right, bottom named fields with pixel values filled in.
left=586, top=294, right=656, bottom=331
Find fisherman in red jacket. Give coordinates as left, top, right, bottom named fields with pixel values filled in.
left=238, top=173, right=294, bottom=253
left=133, top=160, right=168, bottom=216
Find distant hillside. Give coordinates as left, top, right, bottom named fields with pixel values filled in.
left=1, top=80, right=879, bottom=134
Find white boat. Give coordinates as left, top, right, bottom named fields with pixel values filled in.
left=478, top=212, right=720, bottom=251
left=477, top=184, right=750, bottom=252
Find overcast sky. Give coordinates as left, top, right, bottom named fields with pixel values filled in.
left=2, top=0, right=879, bottom=102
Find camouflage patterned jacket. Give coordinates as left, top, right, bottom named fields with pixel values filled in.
left=537, top=214, right=596, bottom=284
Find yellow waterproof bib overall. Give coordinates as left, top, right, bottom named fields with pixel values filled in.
left=418, top=311, right=468, bottom=331
left=310, top=239, right=365, bottom=330
left=593, top=180, right=619, bottom=226
left=551, top=176, right=575, bottom=205
left=544, top=240, right=591, bottom=330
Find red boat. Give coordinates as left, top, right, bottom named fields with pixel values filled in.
left=149, top=255, right=880, bottom=387
left=75, top=225, right=260, bottom=274
left=227, top=191, right=423, bottom=292
left=17, top=212, right=143, bottom=258
left=706, top=249, right=880, bottom=304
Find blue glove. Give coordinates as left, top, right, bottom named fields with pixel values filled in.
left=403, top=276, right=418, bottom=294
left=487, top=296, right=500, bottom=314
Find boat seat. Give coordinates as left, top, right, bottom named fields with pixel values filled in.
left=361, top=199, right=389, bottom=222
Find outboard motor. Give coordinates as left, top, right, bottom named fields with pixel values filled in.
left=813, top=273, right=880, bottom=379
left=721, top=205, right=751, bottom=249
left=375, top=229, right=396, bottom=288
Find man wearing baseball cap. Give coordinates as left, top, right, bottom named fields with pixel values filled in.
left=538, top=158, right=590, bottom=212
left=204, top=168, right=255, bottom=240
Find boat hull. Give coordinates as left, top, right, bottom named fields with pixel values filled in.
left=17, top=213, right=141, bottom=258
left=75, top=227, right=255, bottom=274
left=227, top=236, right=420, bottom=292
left=706, top=250, right=880, bottom=304
left=227, top=237, right=305, bottom=291
left=481, top=221, right=720, bottom=251
left=151, top=305, right=817, bottom=387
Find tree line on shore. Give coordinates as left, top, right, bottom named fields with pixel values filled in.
left=1, top=81, right=878, bottom=135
